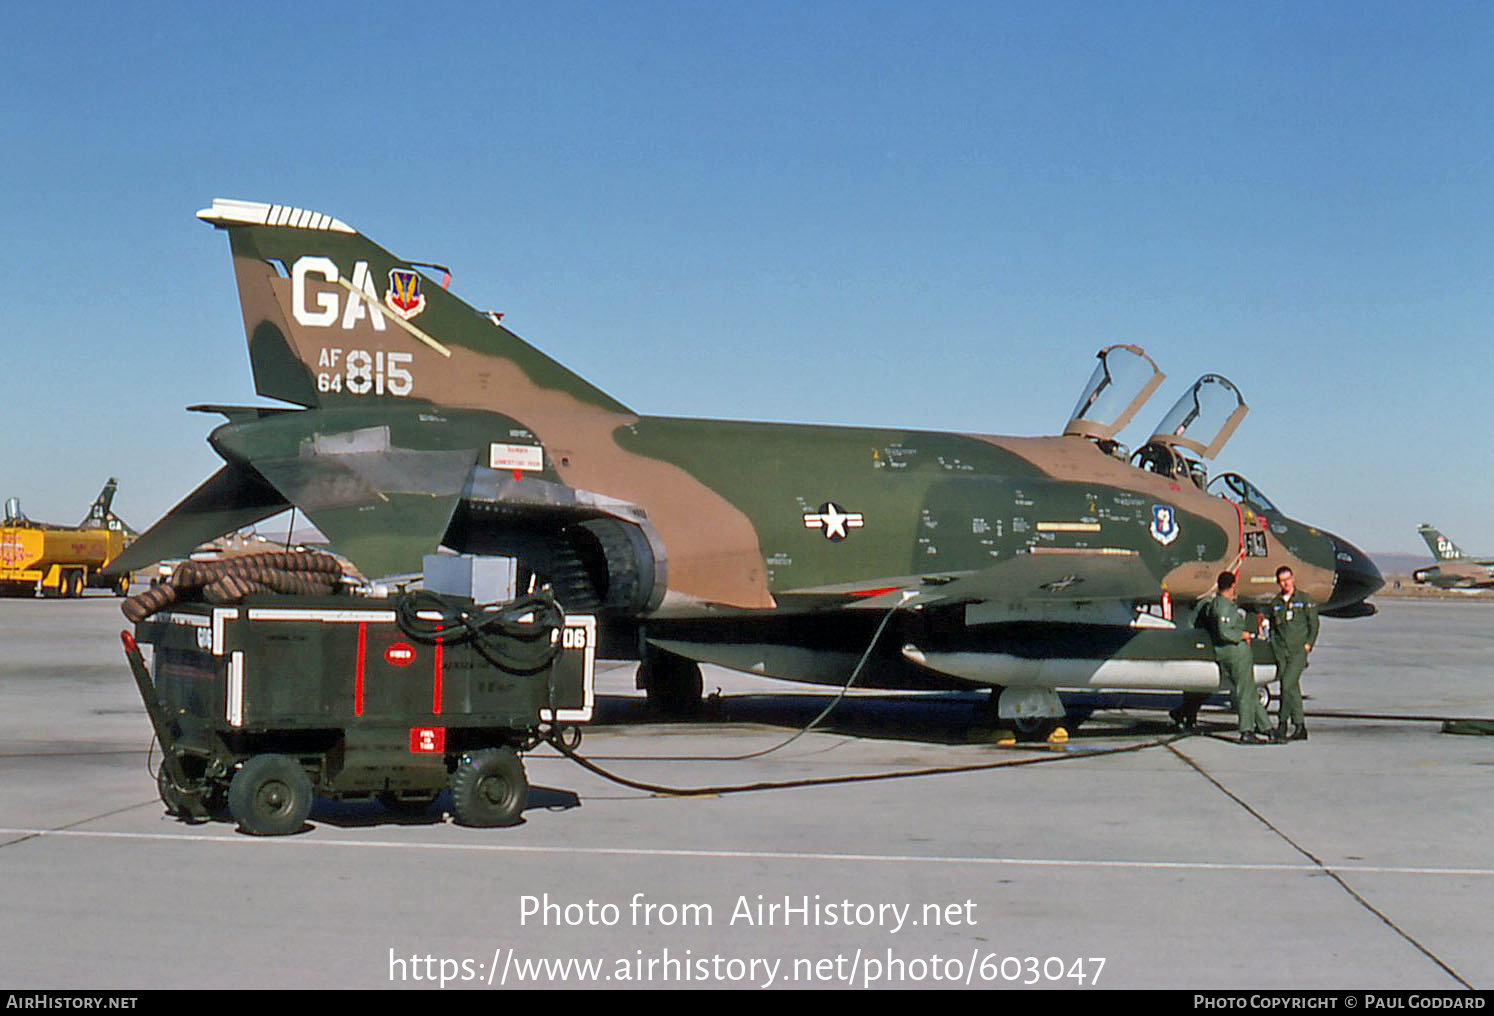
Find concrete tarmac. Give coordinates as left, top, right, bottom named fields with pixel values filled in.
left=1, top=596, right=1491, bottom=990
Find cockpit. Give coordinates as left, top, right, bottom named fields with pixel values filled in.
left=1055, top=346, right=1383, bottom=613
left=1063, top=348, right=1252, bottom=493
left=1208, top=472, right=1280, bottom=516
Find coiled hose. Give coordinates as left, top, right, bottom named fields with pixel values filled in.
left=122, top=552, right=346, bottom=622
left=395, top=589, right=564, bottom=674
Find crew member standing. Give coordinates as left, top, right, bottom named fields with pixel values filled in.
left=1201, top=571, right=1276, bottom=744
left=1266, top=565, right=1319, bottom=741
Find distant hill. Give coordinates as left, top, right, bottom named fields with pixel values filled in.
left=1371, top=552, right=1429, bottom=575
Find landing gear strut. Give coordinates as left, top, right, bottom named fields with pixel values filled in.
left=987, top=686, right=1072, bottom=743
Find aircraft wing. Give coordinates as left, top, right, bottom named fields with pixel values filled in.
left=647, top=551, right=1178, bottom=690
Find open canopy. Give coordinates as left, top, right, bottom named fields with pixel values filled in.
left=1063, top=345, right=1166, bottom=442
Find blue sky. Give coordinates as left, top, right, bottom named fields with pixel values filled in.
left=3, top=2, right=1490, bottom=555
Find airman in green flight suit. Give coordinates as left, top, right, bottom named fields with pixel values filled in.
left=1266, top=565, right=1319, bottom=742
left=1199, top=571, right=1276, bottom=744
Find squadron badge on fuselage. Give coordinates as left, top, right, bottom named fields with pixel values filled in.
left=1150, top=504, right=1179, bottom=546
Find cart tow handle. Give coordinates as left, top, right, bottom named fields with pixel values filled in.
left=120, top=631, right=209, bottom=820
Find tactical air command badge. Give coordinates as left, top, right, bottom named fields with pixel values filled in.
left=1149, top=504, right=1179, bottom=545
left=385, top=268, right=427, bottom=320
left=803, top=502, right=864, bottom=542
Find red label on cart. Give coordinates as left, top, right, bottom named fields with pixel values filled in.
left=410, top=727, right=445, bottom=754
left=384, top=643, right=416, bottom=667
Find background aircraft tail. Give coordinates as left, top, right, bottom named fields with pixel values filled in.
left=1417, top=524, right=1466, bottom=561
left=79, top=477, right=135, bottom=535
left=197, top=199, right=632, bottom=418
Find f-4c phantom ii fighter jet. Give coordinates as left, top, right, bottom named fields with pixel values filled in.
left=110, top=199, right=1383, bottom=724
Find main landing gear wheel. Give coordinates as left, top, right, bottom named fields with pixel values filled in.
left=228, top=754, right=313, bottom=836
left=640, top=650, right=703, bottom=717
left=1012, top=716, right=1065, bottom=743
left=450, top=748, right=527, bottom=827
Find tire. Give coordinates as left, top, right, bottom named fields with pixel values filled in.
left=228, top=754, right=313, bottom=836
left=640, top=650, right=703, bottom=717
left=113, top=574, right=131, bottom=597
left=376, top=790, right=440, bottom=814
left=70, top=571, right=85, bottom=598
left=450, top=748, right=527, bottom=827
left=1012, top=716, right=1061, bottom=742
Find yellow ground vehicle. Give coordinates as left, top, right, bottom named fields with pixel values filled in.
left=0, top=480, right=133, bottom=597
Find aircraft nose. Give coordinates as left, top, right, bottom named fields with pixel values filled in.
left=1324, top=532, right=1383, bottom=615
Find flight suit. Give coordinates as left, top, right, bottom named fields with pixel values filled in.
left=1201, top=593, right=1272, bottom=737
left=1267, top=590, right=1319, bottom=734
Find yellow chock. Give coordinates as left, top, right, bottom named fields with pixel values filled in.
left=995, top=730, right=1017, bottom=746
left=1047, top=726, right=1069, bottom=745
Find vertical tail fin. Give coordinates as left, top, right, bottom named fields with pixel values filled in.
left=81, top=477, right=135, bottom=535
left=1417, top=524, right=1466, bottom=561
left=80, top=478, right=117, bottom=527
left=196, top=199, right=632, bottom=418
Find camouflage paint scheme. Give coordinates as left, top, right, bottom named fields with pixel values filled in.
left=109, top=200, right=1383, bottom=698
left=1413, top=525, right=1494, bottom=590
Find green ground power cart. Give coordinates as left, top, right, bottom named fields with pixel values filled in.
left=121, top=592, right=595, bottom=835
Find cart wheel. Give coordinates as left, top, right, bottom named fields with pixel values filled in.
left=157, top=763, right=193, bottom=817
left=450, top=748, right=527, bottom=827
left=113, top=574, right=131, bottom=597
left=376, top=790, right=440, bottom=814
left=228, top=754, right=313, bottom=836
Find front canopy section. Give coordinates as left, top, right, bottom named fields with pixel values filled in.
left=1063, top=345, right=1166, bottom=446
left=1208, top=472, right=1280, bottom=516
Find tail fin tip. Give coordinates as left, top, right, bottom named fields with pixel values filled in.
left=198, top=198, right=354, bottom=234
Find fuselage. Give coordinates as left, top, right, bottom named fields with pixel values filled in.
left=207, top=401, right=1376, bottom=619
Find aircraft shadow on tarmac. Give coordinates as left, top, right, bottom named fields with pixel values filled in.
left=587, top=691, right=1204, bottom=745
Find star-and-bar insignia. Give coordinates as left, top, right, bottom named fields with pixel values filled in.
left=803, top=502, right=865, bottom=542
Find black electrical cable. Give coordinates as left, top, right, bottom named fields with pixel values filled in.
left=536, top=592, right=1198, bottom=795
left=396, top=589, right=564, bottom=674
left=544, top=729, right=1190, bottom=798
left=698, top=597, right=907, bottom=762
